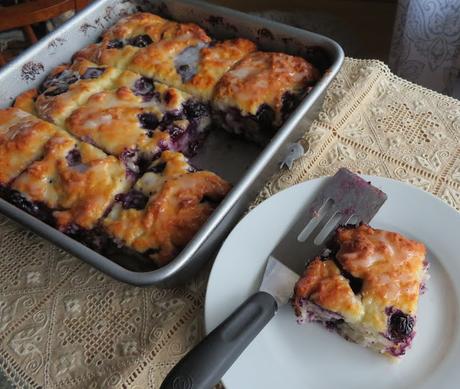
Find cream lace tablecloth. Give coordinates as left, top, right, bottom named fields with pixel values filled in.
left=1, top=58, right=459, bottom=388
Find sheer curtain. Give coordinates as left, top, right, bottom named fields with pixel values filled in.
left=389, top=0, right=460, bottom=97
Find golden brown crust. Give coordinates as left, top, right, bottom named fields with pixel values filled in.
left=66, top=87, right=167, bottom=157
left=103, top=151, right=231, bottom=266
left=212, top=51, right=320, bottom=121
left=128, top=38, right=253, bottom=100
left=11, top=133, right=131, bottom=230
left=65, top=70, right=195, bottom=157
left=0, top=108, right=58, bottom=185
left=13, top=89, right=38, bottom=115
left=335, top=225, right=426, bottom=329
left=73, top=15, right=210, bottom=70
left=73, top=43, right=140, bottom=69
left=73, top=13, right=168, bottom=68
left=101, top=12, right=167, bottom=42
left=182, top=39, right=256, bottom=100
left=34, top=59, right=121, bottom=126
left=141, top=171, right=230, bottom=265
left=293, top=224, right=426, bottom=332
left=156, top=21, right=211, bottom=42
left=100, top=14, right=209, bottom=47
left=128, top=35, right=210, bottom=88
left=294, top=259, right=364, bottom=322
left=114, top=69, right=192, bottom=111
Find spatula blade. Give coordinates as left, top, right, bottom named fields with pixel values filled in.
left=259, top=256, right=300, bottom=307
left=268, top=168, right=387, bottom=277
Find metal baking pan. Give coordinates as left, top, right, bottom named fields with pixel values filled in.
left=0, top=0, right=344, bottom=286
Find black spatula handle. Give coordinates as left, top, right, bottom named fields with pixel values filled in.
left=160, top=291, right=277, bottom=389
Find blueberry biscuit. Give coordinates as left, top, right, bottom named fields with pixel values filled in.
left=212, top=51, right=320, bottom=144
left=292, top=224, right=428, bottom=358
left=73, top=13, right=168, bottom=68
left=65, top=70, right=211, bottom=167
left=8, top=132, right=132, bottom=231
left=0, top=108, right=59, bottom=185
left=74, top=14, right=210, bottom=70
left=103, top=151, right=231, bottom=266
left=129, top=38, right=256, bottom=101
left=14, top=59, right=121, bottom=127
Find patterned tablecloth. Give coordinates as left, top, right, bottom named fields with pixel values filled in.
left=0, top=58, right=459, bottom=388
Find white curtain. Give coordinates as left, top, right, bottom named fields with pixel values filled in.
left=389, top=0, right=460, bottom=97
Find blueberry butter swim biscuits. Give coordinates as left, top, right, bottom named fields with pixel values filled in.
left=65, top=70, right=211, bottom=167
left=0, top=108, right=59, bottom=186
left=8, top=132, right=132, bottom=231
left=127, top=28, right=210, bottom=90
left=73, top=13, right=169, bottom=68
left=292, top=224, right=428, bottom=358
left=14, top=59, right=121, bottom=127
left=3, top=11, right=323, bottom=269
left=212, top=51, right=320, bottom=144
left=103, top=151, right=231, bottom=266
left=129, top=38, right=256, bottom=101
left=115, top=69, right=212, bottom=150
left=74, top=14, right=210, bottom=70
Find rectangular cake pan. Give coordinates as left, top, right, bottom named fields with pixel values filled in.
left=0, top=0, right=344, bottom=286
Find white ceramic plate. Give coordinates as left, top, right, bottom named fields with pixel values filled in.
left=205, top=176, right=460, bottom=389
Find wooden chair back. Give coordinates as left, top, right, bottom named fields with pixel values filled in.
left=0, top=0, right=90, bottom=65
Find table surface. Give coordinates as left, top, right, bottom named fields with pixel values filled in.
left=0, top=371, right=12, bottom=389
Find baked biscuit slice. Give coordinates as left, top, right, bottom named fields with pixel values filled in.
left=115, top=69, right=211, bottom=138
left=103, top=151, right=231, bottom=267
left=65, top=70, right=211, bottom=169
left=73, top=13, right=211, bottom=70
left=100, top=12, right=168, bottom=45
left=73, top=13, right=170, bottom=68
left=14, top=59, right=121, bottom=127
left=0, top=107, right=58, bottom=186
left=129, top=37, right=255, bottom=101
left=292, top=224, right=428, bottom=359
left=8, top=132, right=132, bottom=233
left=212, top=51, right=320, bottom=144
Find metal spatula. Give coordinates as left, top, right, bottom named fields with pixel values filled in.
left=161, top=168, right=387, bottom=389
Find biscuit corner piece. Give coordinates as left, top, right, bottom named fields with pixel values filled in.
left=0, top=107, right=59, bottom=186
left=14, top=59, right=121, bottom=127
left=72, top=12, right=170, bottom=69
left=8, top=131, right=132, bottom=233
left=292, top=224, right=428, bottom=359
left=212, top=51, right=320, bottom=144
left=102, top=150, right=231, bottom=266
left=65, top=69, right=212, bottom=167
